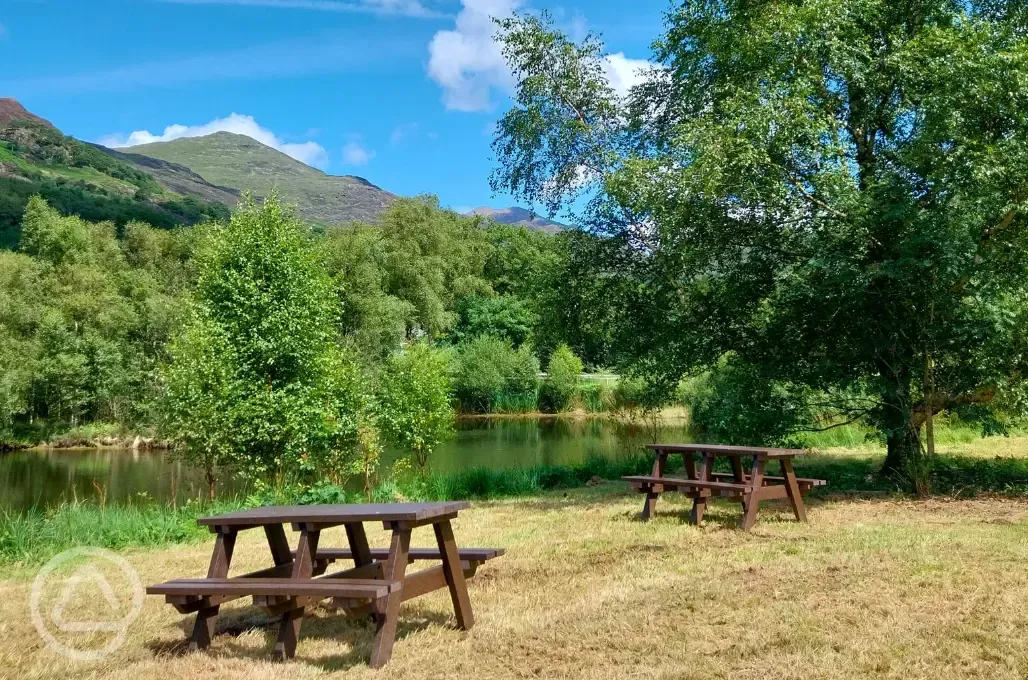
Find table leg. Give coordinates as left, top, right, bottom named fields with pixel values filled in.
left=272, top=527, right=320, bottom=661
left=434, top=519, right=475, bottom=631
left=370, top=524, right=411, bottom=669
left=781, top=458, right=808, bottom=522
left=345, top=522, right=375, bottom=568
left=640, top=451, right=667, bottom=520
left=740, top=456, right=766, bottom=530
left=189, top=527, right=236, bottom=651
left=683, top=452, right=697, bottom=479
left=729, top=455, right=747, bottom=515
left=689, top=452, right=713, bottom=525
left=265, top=524, right=293, bottom=566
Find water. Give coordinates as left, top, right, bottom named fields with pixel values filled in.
left=0, top=417, right=692, bottom=511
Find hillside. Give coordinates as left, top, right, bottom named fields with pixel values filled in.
left=469, top=206, right=565, bottom=233
left=0, top=109, right=231, bottom=248
left=127, top=132, right=395, bottom=225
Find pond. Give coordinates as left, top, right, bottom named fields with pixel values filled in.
left=0, top=417, right=693, bottom=512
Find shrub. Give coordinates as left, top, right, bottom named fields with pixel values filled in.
left=540, top=344, right=583, bottom=412
left=453, top=336, right=540, bottom=412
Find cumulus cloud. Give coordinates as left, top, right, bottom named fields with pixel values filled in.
left=427, top=0, right=655, bottom=112
left=153, top=0, right=446, bottom=18
left=97, top=113, right=330, bottom=169
left=427, top=0, right=520, bottom=112
left=342, top=138, right=375, bottom=166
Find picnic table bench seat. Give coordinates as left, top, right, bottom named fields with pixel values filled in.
left=301, top=546, right=504, bottom=571
left=148, top=576, right=401, bottom=600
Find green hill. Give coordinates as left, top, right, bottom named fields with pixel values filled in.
left=127, top=132, right=395, bottom=225
left=0, top=100, right=232, bottom=248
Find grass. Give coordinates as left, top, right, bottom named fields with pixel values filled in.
left=0, top=498, right=244, bottom=568
left=2, top=485, right=1028, bottom=679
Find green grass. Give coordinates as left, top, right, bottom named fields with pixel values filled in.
left=0, top=497, right=244, bottom=567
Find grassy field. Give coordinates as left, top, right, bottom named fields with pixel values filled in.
left=3, top=468, right=1028, bottom=679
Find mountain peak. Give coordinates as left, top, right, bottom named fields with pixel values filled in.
left=0, top=99, right=55, bottom=128
left=469, top=206, right=565, bottom=233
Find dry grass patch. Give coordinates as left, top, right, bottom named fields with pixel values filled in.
left=2, top=486, right=1028, bottom=680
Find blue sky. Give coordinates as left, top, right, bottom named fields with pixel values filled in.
left=0, top=0, right=666, bottom=215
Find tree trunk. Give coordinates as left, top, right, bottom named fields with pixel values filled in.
left=879, top=371, right=921, bottom=475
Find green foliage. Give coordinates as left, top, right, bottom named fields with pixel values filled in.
left=541, top=344, right=583, bottom=412
left=0, top=198, right=192, bottom=442
left=376, top=343, right=454, bottom=473
left=377, top=197, right=493, bottom=338
left=492, top=5, right=1028, bottom=486
left=453, top=335, right=540, bottom=413
left=161, top=195, right=371, bottom=490
left=450, top=294, right=536, bottom=347
left=686, top=357, right=813, bottom=447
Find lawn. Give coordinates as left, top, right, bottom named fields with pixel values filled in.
left=3, top=477, right=1028, bottom=680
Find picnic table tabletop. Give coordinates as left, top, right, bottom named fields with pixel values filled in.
left=198, top=501, right=471, bottom=527
left=648, top=443, right=808, bottom=459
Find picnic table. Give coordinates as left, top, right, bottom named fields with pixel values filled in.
left=147, top=502, right=503, bottom=668
left=623, top=444, right=826, bottom=530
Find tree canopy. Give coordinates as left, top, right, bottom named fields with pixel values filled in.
left=492, top=1, right=1028, bottom=478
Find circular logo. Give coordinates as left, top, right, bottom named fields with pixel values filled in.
left=30, top=547, right=144, bottom=661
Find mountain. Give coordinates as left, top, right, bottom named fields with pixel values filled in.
left=0, top=98, right=54, bottom=128
left=98, top=144, right=241, bottom=207
left=468, top=206, right=565, bottom=233
left=0, top=101, right=232, bottom=248
left=125, top=132, right=395, bottom=225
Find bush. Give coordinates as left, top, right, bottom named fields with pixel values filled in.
left=686, top=355, right=811, bottom=446
left=453, top=336, right=540, bottom=412
left=540, top=344, right=583, bottom=412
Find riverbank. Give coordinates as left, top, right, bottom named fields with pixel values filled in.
left=3, top=483, right=1028, bottom=679
left=4, top=435, right=1028, bottom=568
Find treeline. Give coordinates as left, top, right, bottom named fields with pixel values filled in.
left=0, top=195, right=647, bottom=459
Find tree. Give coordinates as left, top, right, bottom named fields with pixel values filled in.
left=377, top=343, right=454, bottom=474
left=162, top=195, right=369, bottom=491
left=492, top=6, right=1028, bottom=482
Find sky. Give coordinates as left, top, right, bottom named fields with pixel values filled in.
left=0, top=0, right=667, bottom=215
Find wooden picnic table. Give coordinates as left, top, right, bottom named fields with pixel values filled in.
left=623, top=444, right=826, bottom=530
left=147, top=502, right=504, bottom=668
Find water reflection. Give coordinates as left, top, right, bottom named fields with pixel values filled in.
left=1, top=416, right=692, bottom=511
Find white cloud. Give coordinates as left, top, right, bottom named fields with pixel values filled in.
left=427, top=0, right=655, bottom=112
left=427, top=0, right=520, bottom=112
left=97, top=113, right=330, bottom=169
left=152, top=0, right=446, bottom=18
left=602, top=52, right=652, bottom=98
left=390, top=122, right=419, bottom=145
left=342, top=139, right=375, bottom=166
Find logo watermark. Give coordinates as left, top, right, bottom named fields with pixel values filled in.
left=30, top=547, right=144, bottom=660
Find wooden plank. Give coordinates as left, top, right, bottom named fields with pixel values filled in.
left=647, top=443, right=806, bottom=459
left=199, top=502, right=470, bottom=527
left=188, top=528, right=235, bottom=651
left=149, top=577, right=398, bottom=599
left=623, top=476, right=752, bottom=492
left=740, top=457, right=766, bottom=530
left=272, top=527, right=318, bottom=661
left=781, top=457, right=808, bottom=522
left=707, top=472, right=826, bottom=488
left=308, top=547, right=504, bottom=563
left=345, top=522, right=374, bottom=568
left=434, top=519, right=474, bottom=631
left=370, top=526, right=411, bottom=669
left=692, top=452, right=713, bottom=524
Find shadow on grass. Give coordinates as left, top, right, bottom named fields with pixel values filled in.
left=154, top=603, right=452, bottom=671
